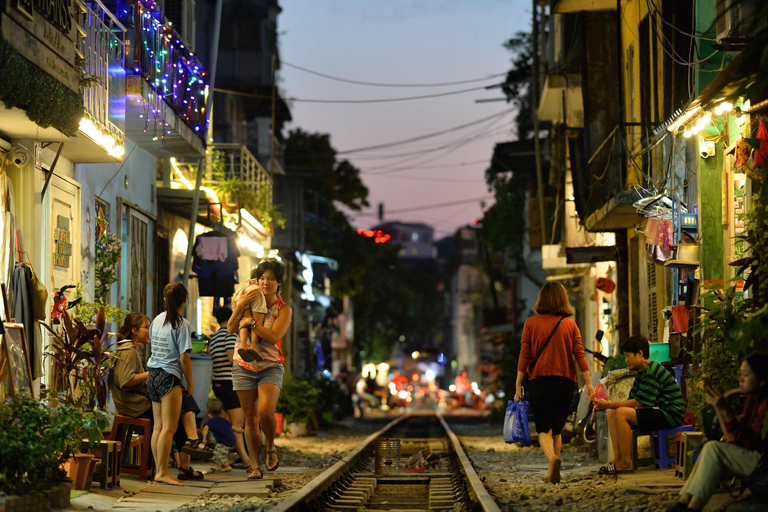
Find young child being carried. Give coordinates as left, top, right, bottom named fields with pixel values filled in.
left=231, top=278, right=268, bottom=362
left=199, top=399, right=239, bottom=472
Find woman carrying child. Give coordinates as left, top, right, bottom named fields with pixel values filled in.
left=228, top=259, right=292, bottom=480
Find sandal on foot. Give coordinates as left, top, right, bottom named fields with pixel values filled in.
left=177, top=466, right=204, bottom=480
left=266, top=449, right=279, bottom=472
left=238, top=348, right=256, bottom=362
left=597, top=462, right=616, bottom=475
left=182, top=439, right=214, bottom=461
left=247, top=467, right=263, bottom=480
left=248, top=349, right=264, bottom=362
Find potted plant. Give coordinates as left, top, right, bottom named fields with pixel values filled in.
left=0, top=392, right=94, bottom=506
left=40, top=307, right=113, bottom=488
left=276, top=376, right=320, bottom=436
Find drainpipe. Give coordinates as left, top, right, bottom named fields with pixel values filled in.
left=182, top=0, right=223, bottom=294
left=532, top=0, right=547, bottom=245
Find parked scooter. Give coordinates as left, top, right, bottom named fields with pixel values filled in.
left=574, top=330, right=609, bottom=444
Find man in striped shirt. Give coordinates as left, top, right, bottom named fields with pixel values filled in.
left=593, top=335, right=685, bottom=473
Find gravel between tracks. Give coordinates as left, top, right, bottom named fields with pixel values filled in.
left=176, top=420, right=685, bottom=511
left=451, top=422, right=680, bottom=512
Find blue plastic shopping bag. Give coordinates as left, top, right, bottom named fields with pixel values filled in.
left=503, top=400, right=531, bottom=445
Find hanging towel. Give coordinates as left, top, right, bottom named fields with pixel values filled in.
left=671, top=304, right=690, bottom=333
left=195, top=236, right=228, bottom=261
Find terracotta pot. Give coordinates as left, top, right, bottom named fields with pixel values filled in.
left=67, top=453, right=100, bottom=490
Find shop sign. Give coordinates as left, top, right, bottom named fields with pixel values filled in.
left=1, top=0, right=79, bottom=92
left=54, top=215, right=71, bottom=268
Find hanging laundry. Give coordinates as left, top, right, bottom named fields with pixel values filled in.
left=192, top=232, right=240, bottom=297
left=671, top=305, right=691, bottom=333
left=644, top=218, right=661, bottom=241
left=195, top=236, right=228, bottom=262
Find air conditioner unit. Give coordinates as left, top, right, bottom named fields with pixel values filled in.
left=715, top=0, right=761, bottom=42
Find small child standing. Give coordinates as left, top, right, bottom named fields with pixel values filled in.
left=200, top=399, right=239, bottom=472
left=231, top=278, right=268, bottom=362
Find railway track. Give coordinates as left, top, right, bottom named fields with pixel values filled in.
left=270, top=412, right=500, bottom=512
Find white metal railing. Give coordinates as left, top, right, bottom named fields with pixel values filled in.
left=210, top=143, right=273, bottom=206
left=78, top=0, right=126, bottom=144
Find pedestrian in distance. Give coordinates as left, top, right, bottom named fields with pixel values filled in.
left=231, top=276, right=268, bottom=363
left=593, top=335, right=685, bottom=475
left=146, top=283, right=196, bottom=486
left=666, top=353, right=768, bottom=512
left=207, top=306, right=254, bottom=470
left=197, top=399, right=239, bottom=472
left=228, top=259, right=292, bottom=480
left=515, top=281, right=595, bottom=484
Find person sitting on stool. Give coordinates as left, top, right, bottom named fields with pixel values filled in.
left=592, top=335, right=685, bottom=474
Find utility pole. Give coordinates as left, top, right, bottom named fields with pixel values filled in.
left=182, top=0, right=223, bottom=294
left=532, top=0, right=547, bottom=247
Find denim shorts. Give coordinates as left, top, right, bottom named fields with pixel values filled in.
left=147, top=368, right=182, bottom=403
left=232, top=363, right=284, bottom=391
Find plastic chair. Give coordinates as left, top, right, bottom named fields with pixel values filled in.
left=653, top=425, right=694, bottom=469
left=87, top=440, right=122, bottom=489
left=108, top=415, right=153, bottom=481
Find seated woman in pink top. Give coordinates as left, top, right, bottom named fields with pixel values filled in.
left=228, top=259, right=292, bottom=480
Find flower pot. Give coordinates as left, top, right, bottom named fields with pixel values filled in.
left=275, top=412, right=284, bottom=436
left=67, top=453, right=100, bottom=490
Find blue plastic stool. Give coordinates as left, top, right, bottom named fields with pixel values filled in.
left=653, top=425, right=694, bottom=469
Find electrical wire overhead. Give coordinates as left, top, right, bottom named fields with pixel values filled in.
left=337, top=109, right=514, bottom=154
left=282, top=61, right=508, bottom=87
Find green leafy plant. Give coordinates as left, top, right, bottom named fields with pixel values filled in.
left=0, top=392, right=103, bottom=495
left=601, top=354, right=628, bottom=378
left=312, top=373, right=353, bottom=424
left=73, top=283, right=128, bottom=325
left=41, top=307, right=116, bottom=412
left=276, top=376, right=321, bottom=426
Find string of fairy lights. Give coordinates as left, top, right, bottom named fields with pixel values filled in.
left=130, top=0, right=209, bottom=137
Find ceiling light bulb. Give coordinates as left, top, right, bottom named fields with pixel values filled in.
left=715, top=106, right=724, bottom=116
left=683, top=130, right=692, bottom=138
left=691, top=125, right=701, bottom=134
left=722, top=102, right=733, bottom=112
left=702, top=114, right=712, bottom=124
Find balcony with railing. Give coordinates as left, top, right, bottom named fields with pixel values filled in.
left=123, top=0, right=208, bottom=158
left=74, top=0, right=127, bottom=161
left=160, top=144, right=274, bottom=243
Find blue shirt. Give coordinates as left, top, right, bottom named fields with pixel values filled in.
left=147, top=312, right=192, bottom=380
left=205, top=416, right=236, bottom=447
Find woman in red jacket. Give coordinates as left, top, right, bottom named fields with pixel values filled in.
left=515, top=282, right=594, bottom=484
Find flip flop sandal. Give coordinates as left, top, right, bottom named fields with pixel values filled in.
left=266, top=449, right=279, bottom=472
left=238, top=348, right=256, bottom=362
left=178, top=466, right=205, bottom=480
left=248, top=349, right=264, bottom=362
left=182, top=439, right=214, bottom=461
left=597, top=462, right=616, bottom=475
left=247, top=467, right=263, bottom=480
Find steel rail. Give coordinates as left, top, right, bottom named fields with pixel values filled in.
left=437, top=412, right=502, bottom=512
left=270, top=414, right=409, bottom=512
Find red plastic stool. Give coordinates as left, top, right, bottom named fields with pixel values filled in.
left=109, top=415, right=154, bottom=481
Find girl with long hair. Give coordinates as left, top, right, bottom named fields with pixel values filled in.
left=146, top=283, right=195, bottom=486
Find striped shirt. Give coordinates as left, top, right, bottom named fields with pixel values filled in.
left=628, top=360, right=685, bottom=427
left=209, top=327, right=237, bottom=380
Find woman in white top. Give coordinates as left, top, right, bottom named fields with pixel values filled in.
left=146, top=283, right=194, bottom=486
